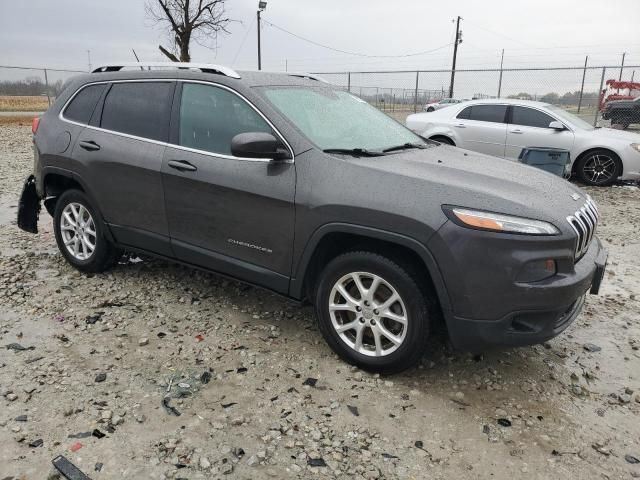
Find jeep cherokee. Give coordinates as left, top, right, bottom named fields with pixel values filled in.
left=17, top=62, right=608, bottom=373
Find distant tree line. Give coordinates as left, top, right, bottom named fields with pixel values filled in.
left=507, top=90, right=600, bottom=105
left=0, top=77, right=66, bottom=96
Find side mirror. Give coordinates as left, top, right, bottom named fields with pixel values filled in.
left=230, top=132, right=291, bottom=161
left=549, top=121, right=566, bottom=131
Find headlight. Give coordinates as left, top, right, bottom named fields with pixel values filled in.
left=446, top=207, right=560, bottom=235
left=631, top=143, right=640, bottom=153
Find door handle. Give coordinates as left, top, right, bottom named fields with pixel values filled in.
left=510, top=129, right=523, bottom=134
left=455, top=123, right=466, bottom=128
left=168, top=160, right=197, bottom=172
left=79, top=140, right=100, bottom=151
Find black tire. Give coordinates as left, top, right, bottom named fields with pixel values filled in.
left=427, top=107, right=435, bottom=112
left=314, top=251, right=431, bottom=374
left=53, top=189, right=120, bottom=273
left=431, top=135, right=455, bottom=146
left=575, top=149, right=622, bottom=186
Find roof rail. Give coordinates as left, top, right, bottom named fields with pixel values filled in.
left=287, top=72, right=329, bottom=83
left=91, top=62, right=241, bottom=79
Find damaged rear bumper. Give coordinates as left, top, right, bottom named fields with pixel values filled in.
left=17, top=174, right=41, bottom=233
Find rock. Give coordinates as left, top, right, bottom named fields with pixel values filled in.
left=625, top=454, right=639, bottom=464
left=6, top=392, right=18, bottom=401
left=353, top=372, right=363, bottom=381
left=199, top=456, right=211, bottom=469
left=247, top=454, right=259, bottom=466
left=101, top=410, right=113, bottom=421
left=619, top=393, right=632, bottom=404
left=220, top=461, right=234, bottom=474
left=138, top=337, right=149, bottom=346
left=95, top=373, right=107, bottom=383
left=583, top=343, right=602, bottom=352
left=231, top=416, right=245, bottom=426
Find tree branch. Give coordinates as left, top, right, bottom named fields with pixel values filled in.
left=158, top=45, right=180, bottom=62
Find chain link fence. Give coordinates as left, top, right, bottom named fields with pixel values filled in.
left=315, top=65, right=640, bottom=128
left=1, top=64, right=638, bottom=130
left=0, top=66, right=86, bottom=113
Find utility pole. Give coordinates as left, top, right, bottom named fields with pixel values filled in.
left=257, top=2, right=267, bottom=70
left=497, top=49, right=504, bottom=98
left=619, top=52, right=626, bottom=81
left=577, top=55, right=588, bottom=113
left=87, top=50, right=92, bottom=72
left=448, top=16, right=462, bottom=98
left=632, top=70, right=636, bottom=83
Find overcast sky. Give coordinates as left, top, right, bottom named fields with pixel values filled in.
left=1, top=0, right=638, bottom=80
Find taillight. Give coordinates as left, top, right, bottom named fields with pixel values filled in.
left=32, top=117, right=40, bottom=134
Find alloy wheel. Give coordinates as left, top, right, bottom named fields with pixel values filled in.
left=582, top=154, right=616, bottom=184
left=60, top=202, right=97, bottom=261
left=328, top=272, right=408, bottom=357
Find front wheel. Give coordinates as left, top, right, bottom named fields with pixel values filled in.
left=426, top=107, right=435, bottom=112
left=314, top=251, right=431, bottom=374
left=53, top=190, right=120, bottom=273
left=575, top=149, right=621, bottom=186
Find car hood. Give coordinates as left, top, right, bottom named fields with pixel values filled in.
left=588, top=127, right=640, bottom=141
left=349, top=144, right=587, bottom=230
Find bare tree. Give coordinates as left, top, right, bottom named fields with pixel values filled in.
left=146, top=0, right=233, bottom=62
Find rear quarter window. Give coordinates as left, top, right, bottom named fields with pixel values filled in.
left=100, top=82, right=174, bottom=142
left=63, top=84, right=107, bottom=124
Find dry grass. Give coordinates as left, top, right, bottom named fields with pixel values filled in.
left=0, top=115, right=34, bottom=126
left=0, top=95, right=49, bottom=112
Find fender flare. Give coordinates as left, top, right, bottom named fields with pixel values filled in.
left=289, top=222, right=452, bottom=314
left=40, top=166, right=116, bottom=243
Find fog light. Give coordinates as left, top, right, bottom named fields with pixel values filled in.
left=517, top=259, right=556, bottom=282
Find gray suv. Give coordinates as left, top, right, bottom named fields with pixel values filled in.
left=18, top=63, right=607, bottom=373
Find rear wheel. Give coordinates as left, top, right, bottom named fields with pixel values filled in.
left=314, top=251, right=430, bottom=373
left=426, top=107, right=435, bottom=112
left=54, top=190, right=120, bottom=272
left=575, top=149, right=621, bottom=186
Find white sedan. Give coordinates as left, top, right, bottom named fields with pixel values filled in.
left=406, top=98, right=640, bottom=186
left=423, top=98, right=462, bottom=112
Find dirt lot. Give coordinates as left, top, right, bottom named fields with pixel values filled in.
left=0, top=124, right=639, bottom=480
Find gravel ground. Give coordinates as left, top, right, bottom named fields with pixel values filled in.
left=0, top=123, right=639, bottom=480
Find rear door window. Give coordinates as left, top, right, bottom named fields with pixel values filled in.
left=178, top=83, right=273, bottom=156
left=63, top=84, right=107, bottom=124
left=100, top=82, right=174, bottom=142
left=467, top=105, right=508, bottom=123
left=510, top=106, right=556, bottom=128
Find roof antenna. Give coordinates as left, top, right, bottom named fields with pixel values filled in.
left=131, top=49, right=145, bottom=70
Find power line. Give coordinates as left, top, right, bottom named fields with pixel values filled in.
left=463, top=19, right=540, bottom=48
left=262, top=18, right=454, bottom=58
left=231, top=16, right=256, bottom=66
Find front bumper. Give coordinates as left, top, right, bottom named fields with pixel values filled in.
left=428, top=222, right=608, bottom=352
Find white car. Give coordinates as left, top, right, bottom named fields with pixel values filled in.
left=423, top=98, right=462, bottom=112
left=406, top=98, right=640, bottom=186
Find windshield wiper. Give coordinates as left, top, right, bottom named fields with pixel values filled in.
left=323, top=148, right=386, bottom=157
left=382, top=142, right=428, bottom=153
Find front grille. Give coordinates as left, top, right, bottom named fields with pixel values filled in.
left=566, top=197, right=599, bottom=261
